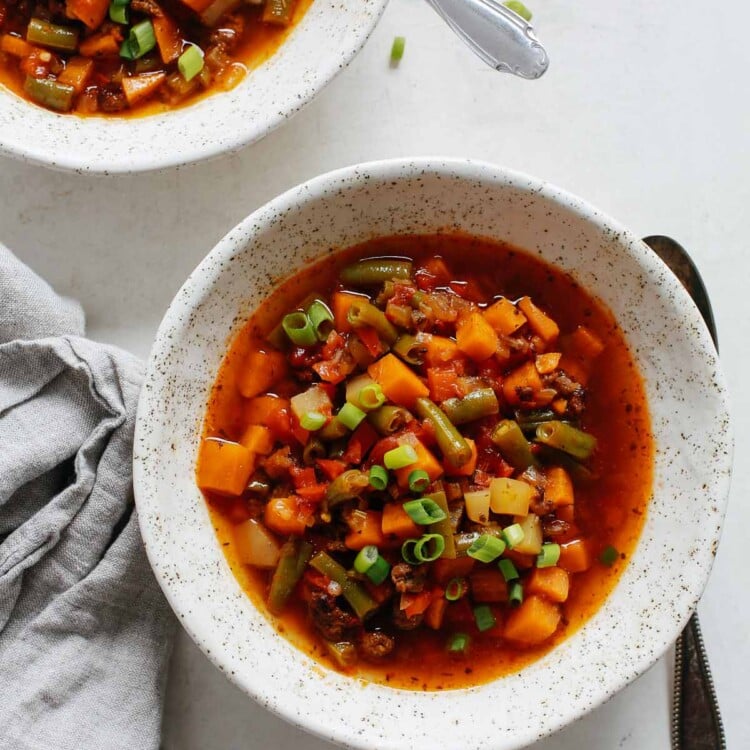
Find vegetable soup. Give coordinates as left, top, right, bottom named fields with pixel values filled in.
left=197, top=234, right=653, bottom=690
left=0, top=0, right=311, bottom=114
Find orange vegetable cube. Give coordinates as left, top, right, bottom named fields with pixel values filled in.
left=121, top=73, right=166, bottom=107
left=502, top=361, right=544, bottom=406
left=443, top=437, right=477, bottom=477
left=180, top=0, right=214, bottom=12
left=58, top=57, right=94, bottom=94
left=527, top=567, right=570, bottom=603
left=517, top=297, right=559, bottom=343
left=427, top=366, right=460, bottom=403
left=394, top=433, right=443, bottom=488
left=237, top=349, right=288, bottom=399
left=344, top=511, right=385, bottom=550
left=483, top=297, right=527, bottom=335
left=535, top=352, right=561, bottom=375
left=424, top=594, right=448, bottom=630
left=196, top=438, right=253, bottom=496
left=544, top=466, right=574, bottom=507
left=67, top=0, right=109, bottom=28
left=78, top=32, right=120, bottom=57
left=240, top=424, right=274, bottom=456
left=1, top=34, right=36, bottom=58
left=264, top=497, right=308, bottom=536
left=568, top=325, right=605, bottom=360
left=382, top=503, right=421, bottom=540
left=368, top=353, right=429, bottom=408
left=331, top=291, right=364, bottom=333
left=557, top=354, right=590, bottom=386
left=504, top=595, right=561, bottom=644
left=152, top=14, right=181, bottom=64
left=423, top=335, right=459, bottom=367
left=244, top=394, right=288, bottom=425
left=558, top=538, right=593, bottom=573
left=456, top=312, right=499, bottom=361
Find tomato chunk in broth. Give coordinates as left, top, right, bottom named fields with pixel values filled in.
left=197, top=234, right=653, bottom=691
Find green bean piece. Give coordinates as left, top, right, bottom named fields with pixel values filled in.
left=491, top=419, right=537, bottom=470
left=27, top=18, right=79, bottom=51
left=340, top=259, right=413, bottom=286
left=23, top=76, right=75, bottom=112
left=441, top=388, right=499, bottom=425
left=426, top=490, right=457, bottom=559
left=324, top=469, right=370, bottom=509
left=319, top=417, right=350, bottom=441
left=302, top=437, right=326, bottom=466
left=267, top=539, right=313, bottom=615
left=347, top=300, right=398, bottom=345
left=367, top=404, right=412, bottom=435
left=535, top=421, right=597, bottom=460
left=453, top=531, right=481, bottom=557
left=309, top=552, right=378, bottom=619
left=325, top=640, right=358, bottom=668
left=534, top=444, right=598, bottom=483
left=514, top=408, right=559, bottom=435
left=392, top=334, right=428, bottom=366
left=414, top=397, right=472, bottom=468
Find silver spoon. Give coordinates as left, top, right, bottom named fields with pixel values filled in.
left=642, top=235, right=726, bottom=750
left=424, top=0, right=549, bottom=78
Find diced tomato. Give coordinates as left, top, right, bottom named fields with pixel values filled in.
left=448, top=278, right=485, bottom=302
left=342, top=421, right=378, bottom=464
left=296, top=484, right=327, bottom=503
left=290, top=466, right=317, bottom=489
left=367, top=435, right=401, bottom=468
left=321, top=330, right=346, bottom=359
left=400, top=590, right=434, bottom=618
left=427, top=366, right=462, bottom=402
left=289, top=413, right=310, bottom=446
left=355, top=326, right=385, bottom=358
left=316, top=458, right=347, bottom=480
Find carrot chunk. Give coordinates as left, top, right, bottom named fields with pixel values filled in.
left=264, top=496, right=309, bottom=536
left=423, top=594, right=448, bottom=630
left=544, top=466, right=574, bottom=507
left=368, top=353, right=429, bottom=408
left=393, top=433, right=443, bottom=488
left=152, top=14, right=181, bottom=64
left=502, top=360, right=544, bottom=406
left=240, top=424, right=275, bottom=456
left=57, top=57, right=94, bottom=93
left=427, top=366, right=461, bottom=402
left=67, top=0, right=109, bottom=29
left=526, top=567, right=570, bottom=603
left=517, top=297, right=559, bottom=343
left=456, top=312, right=499, bottom=361
left=535, top=352, right=561, bottom=375
left=504, top=595, right=561, bottom=644
left=423, top=335, right=459, bottom=367
left=558, top=538, right=592, bottom=573
left=1, top=34, right=36, bottom=57
left=196, top=438, right=254, bottom=496
left=78, top=31, right=120, bottom=57
left=344, top=511, right=385, bottom=550
left=244, top=394, right=288, bottom=426
left=483, top=297, right=527, bottom=335
left=331, top=291, right=364, bottom=333
left=382, top=502, right=421, bottom=540
left=237, top=349, right=288, bottom=399
left=121, top=72, right=166, bottom=106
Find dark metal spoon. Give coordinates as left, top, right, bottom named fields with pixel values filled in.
left=642, top=235, right=726, bottom=750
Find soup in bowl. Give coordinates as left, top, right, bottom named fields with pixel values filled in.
left=134, top=158, right=731, bottom=750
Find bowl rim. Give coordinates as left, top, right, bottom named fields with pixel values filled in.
left=0, top=0, right=389, bottom=174
left=134, top=156, right=733, bottom=750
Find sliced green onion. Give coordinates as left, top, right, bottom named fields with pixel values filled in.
left=407, top=469, right=431, bottom=494
left=390, top=35, right=405, bottom=64
left=503, top=0, right=532, bottom=21
left=467, top=534, right=506, bottom=563
left=447, top=632, right=470, bottom=654
left=473, top=605, right=496, bottom=632
left=498, top=558, right=519, bottom=582
left=414, top=533, right=445, bottom=563
left=508, top=580, right=524, bottom=607
left=109, top=1, right=129, bottom=24
left=600, top=545, right=619, bottom=566
left=537, top=543, right=561, bottom=568
left=300, top=411, right=326, bottom=431
left=177, top=44, right=204, bottom=82
left=121, top=19, right=156, bottom=60
left=366, top=554, right=391, bottom=585
left=307, top=299, right=334, bottom=341
left=502, top=523, right=525, bottom=549
left=401, top=538, right=420, bottom=565
left=445, top=577, right=468, bottom=602
left=402, top=498, right=447, bottom=525
left=357, top=383, right=386, bottom=411
left=368, top=465, right=388, bottom=491
left=354, top=545, right=379, bottom=574
left=337, top=402, right=366, bottom=431
left=383, top=444, right=418, bottom=470
left=282, top=311, right=317, bottom=347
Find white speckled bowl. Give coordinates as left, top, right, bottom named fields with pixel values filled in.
left=133, top=158, right=732, bottom=750
left=0, top=0, right=387, bottom=174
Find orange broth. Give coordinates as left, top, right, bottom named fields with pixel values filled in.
left=200, top=234, right=653, bottom=690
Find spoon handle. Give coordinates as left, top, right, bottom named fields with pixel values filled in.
left=424, top=0, right=549, bottom=78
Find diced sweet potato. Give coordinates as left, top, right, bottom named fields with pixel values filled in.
left=544, top=466, right=574, bottom=507
left=558, top=538, right=592, bottom=573
left=526, top=566, right=569, bottom=603
left=504, top=595, right=561, bottom=644
left=196, top=437, right=253, bottom=496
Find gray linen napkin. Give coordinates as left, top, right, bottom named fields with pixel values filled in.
left=0, top=246, right=175, bottom=750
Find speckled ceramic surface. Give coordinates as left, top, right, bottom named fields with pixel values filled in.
left=133, top=158, right=732, bottom=750
left=0, top=0, right=387, bottom=174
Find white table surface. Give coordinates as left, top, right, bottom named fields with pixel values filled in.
left=2, top=0, right=748, bottom=747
